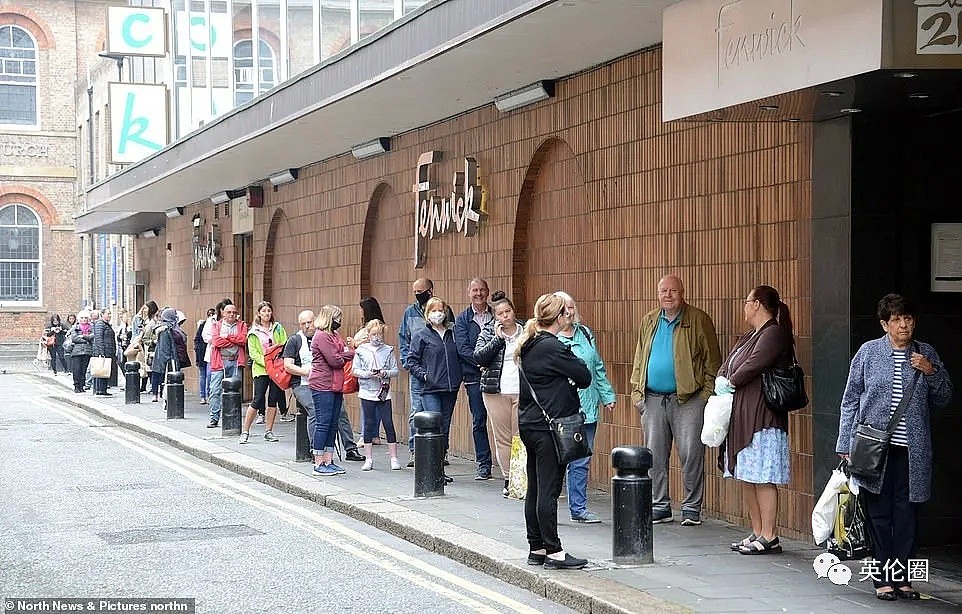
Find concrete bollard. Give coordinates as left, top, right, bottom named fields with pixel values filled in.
left=611, top=446, right=654, bottom=565
left=124, top=362, right=141, bottom=404
left=165, top=371, right=185, bottom=419
left=413, top=411, right=445, bottom=498
left=294, top=402, right=312, bottom=462
left=221, top=377, right=242, bottom=436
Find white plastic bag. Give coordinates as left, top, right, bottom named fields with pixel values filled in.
left=812, top=463, right=849, bottom=545
left=700, top=394, right=733, bottom=447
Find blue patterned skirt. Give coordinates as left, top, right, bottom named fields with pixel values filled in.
left=723, top=427, right=790, bottom=484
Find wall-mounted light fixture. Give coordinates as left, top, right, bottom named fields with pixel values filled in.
left=210, top=191, right=230, bottom=205
left=351, top=137, right=391, bottom=160
left=494, top=80, right=555, bottom=112
left=165, top=206, right=185, bottom=218
left=140, top=229, right=158, bottom=239
left=268, top=169, right=298, bottom=186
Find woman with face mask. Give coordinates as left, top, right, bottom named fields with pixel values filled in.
left=309, top=305, right=355, bottom=476
left=407, top=297, right=463, bottom=481
left=351, top=319, right=401, bottom=470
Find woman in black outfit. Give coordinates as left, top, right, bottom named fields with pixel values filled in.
left=44, top=314, right=68, bottom=374
left=516, top=293, right=591, bottom=570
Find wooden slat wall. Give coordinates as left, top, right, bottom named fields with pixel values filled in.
left=141, top=46, right=815, bottom=538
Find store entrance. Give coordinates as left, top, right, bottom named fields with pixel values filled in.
left=850, top=110, right=962, bottom=548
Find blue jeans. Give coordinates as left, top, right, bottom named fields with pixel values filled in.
left=420, top=391, right=457, bottom=452
left=311, top=390, right=342, bottom=454
left=464, top=383, right=492, bottom=471
left=208, top=360, right=238, bottom=422
left=406, top=374, right=424, bottom=452
left=197, top=362, right=209, bottom=400
left=361, top=398, right=397, bottom=444
left=566, top=421, right=597, bottom=517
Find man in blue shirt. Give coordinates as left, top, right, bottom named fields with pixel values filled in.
left=629, top=275, right=721, bottom=526
left=454, top=277, right=494, bottom=480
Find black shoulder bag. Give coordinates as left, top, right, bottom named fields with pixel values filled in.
left=761, top=353, right=809, bottom=414
left=519, top=362, right=590, bottom=465
left=848, top=355, right=920, bottom=481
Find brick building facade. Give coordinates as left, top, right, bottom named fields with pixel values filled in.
left=0, top=1, right=122, bottom=341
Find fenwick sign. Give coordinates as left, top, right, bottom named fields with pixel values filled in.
left=412, top=151, right=486, bottom=268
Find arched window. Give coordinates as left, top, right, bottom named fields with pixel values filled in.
left=0, top=204, right=41, bottom=302
left=233, top=39, right=276, bottom=106
left=0, top=25, right=38, bottom=126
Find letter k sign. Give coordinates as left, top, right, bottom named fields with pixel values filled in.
left=110, top=84, right=167, bottom=163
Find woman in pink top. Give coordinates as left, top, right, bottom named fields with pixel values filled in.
left=309, top=305, right=355, bottom=476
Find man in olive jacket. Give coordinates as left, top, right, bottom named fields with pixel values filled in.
left=630, top=275, right=721, bottom=526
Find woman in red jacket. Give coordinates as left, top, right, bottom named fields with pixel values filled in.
left=309, top=305, right=355, bottom=476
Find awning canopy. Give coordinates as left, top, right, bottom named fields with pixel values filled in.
left=76, top=0, right=679, bottom=234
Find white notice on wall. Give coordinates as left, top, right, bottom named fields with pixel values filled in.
left=931, top=223, right=962, bottom=292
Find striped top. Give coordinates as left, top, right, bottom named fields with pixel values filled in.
left=889, top=349, right=909, bottom=447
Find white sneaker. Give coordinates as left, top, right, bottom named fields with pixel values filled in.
left=361, top=459, right=373, bottom=471
left=390, top=458, right=402, bottom=470
left=255, top=415, right=265, bottom=425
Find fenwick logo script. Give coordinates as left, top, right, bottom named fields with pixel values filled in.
left=412, top=151, right=486, bottom=269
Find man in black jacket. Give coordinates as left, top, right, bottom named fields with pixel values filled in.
left=91, top=308, right=117, bottom=397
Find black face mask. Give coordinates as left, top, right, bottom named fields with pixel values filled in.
left=415, top=290, right=432, bottom=306
left=331, top=320, right=341, bottom=332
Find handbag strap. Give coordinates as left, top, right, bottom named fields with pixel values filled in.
left=518, top=361, right=553, bottom=426
left=858, top=342, right=920, bottom=435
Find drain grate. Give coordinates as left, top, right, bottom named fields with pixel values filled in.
left=98, top=524, right=263, bottom=545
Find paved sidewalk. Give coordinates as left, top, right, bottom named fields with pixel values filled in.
left=26, top=370, right=962, bottom=613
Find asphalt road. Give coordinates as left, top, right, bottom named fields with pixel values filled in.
left=0, top=373, right=572, bottom=614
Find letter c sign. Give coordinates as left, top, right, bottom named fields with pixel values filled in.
left=106, top=7, right=167, bottom=57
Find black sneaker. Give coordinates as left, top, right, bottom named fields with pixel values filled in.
left=406, top=457, right=415, bottom=468
left=651, top=510, right=673, bottom=524
left=207, top=420, right=218, bottom=428
left=474, top=468, right=492, bottom=481
left=680, top=513, right=702, bottom=526
left=345, top=449, right=366, bottom=462
left=543, top=553, right=587, bottom=570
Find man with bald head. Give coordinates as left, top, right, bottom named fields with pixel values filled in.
left=284, top=309, right=318, bottom=435
left=399, top=277, right=434, bottom=465
left=630, top=275, right=720, bottom=526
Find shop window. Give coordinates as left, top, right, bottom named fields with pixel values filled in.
left=233, top=39, right=276, bottom=106
left=0, top=204, right=41, bottom=302
left=0, top=25, right=38, bottom=126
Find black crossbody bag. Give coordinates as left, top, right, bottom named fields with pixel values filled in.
left=848, top=346, right=920, bottom=481
left=518, top=363, right=590, bottom=465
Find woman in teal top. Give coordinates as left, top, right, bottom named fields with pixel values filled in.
left=554, top=291, right=616, bottom=524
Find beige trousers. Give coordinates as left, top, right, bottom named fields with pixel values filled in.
left=482, top=392, right=520, bottom=479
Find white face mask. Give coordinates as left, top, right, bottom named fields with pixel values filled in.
left=370, top=335, right=383, bottom=346
left=428, top=311, right=445, bottom=325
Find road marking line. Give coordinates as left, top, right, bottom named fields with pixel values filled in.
left=43, top=398, right=543, bottom=614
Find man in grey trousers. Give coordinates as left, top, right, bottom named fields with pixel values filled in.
left=629, top=275, right=721, bottom=526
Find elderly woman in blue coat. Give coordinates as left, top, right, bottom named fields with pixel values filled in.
left=554, top=291, right=616, bottom=524
left=836, top=294, right=952, bottom=602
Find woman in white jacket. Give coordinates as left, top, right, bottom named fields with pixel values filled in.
left=351, top=319, right=401, bottom=471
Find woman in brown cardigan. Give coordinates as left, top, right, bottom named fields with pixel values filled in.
left=716, top=285, right=795, bottom=555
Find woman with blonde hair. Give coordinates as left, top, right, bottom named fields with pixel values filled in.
left=516, top=293, right=591, bottom=569
left=240, top=300, right=288, bottom=445
left=352, top=319, right=401, bottom=470
left=407, top=297, right=463, bottom=481
left=309, top=305, right=355, bottom=476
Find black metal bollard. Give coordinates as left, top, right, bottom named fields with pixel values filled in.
left=221, top=377, right=242, bottom=435
left=165, top=371, right=185, bottom=419
left=124, top=362, right=141, bottom=404
left=295, top=403, right=312, bottom=462
left=413, top=411, right=445, bottom=498
left=611, top=446, right=654, bottom=565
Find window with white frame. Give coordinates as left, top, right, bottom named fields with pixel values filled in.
left=0, top=204, right=41, bottom=302
left=0, top=25, right=38, bottom=126
left=233, top=39, right=276, bottom=106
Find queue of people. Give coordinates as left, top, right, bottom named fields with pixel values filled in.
left=41, top=279, right=951, bottom=580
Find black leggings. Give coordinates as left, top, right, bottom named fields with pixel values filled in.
left=520, top=427, right=564, bottom=554
left=251, top=375, right=287, bottom=412
left=72, top=355, right=90, bottom=392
